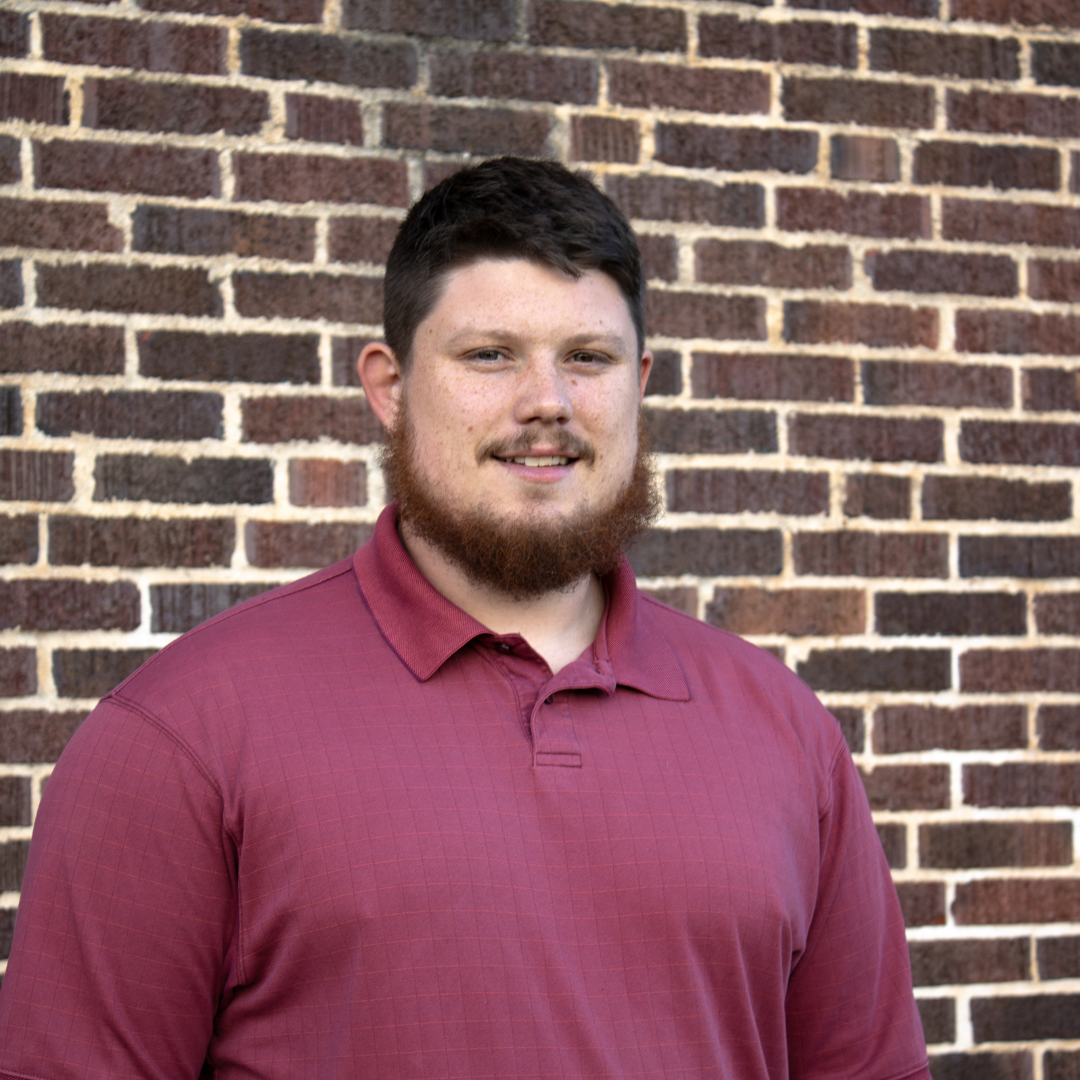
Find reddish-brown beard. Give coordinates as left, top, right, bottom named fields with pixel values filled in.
left=380, top=401, right=660, bottom=601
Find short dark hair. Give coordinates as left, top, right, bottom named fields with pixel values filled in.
left=382, top=157, right=646, bottom=368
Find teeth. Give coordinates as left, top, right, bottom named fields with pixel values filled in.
left=511, top=456, right=569, bottom=467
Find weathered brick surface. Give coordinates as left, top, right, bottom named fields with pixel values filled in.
left=844, top=475, right=910, bottom=519
left=960, top=536, right=1080, bottom=578
left=0, top=198, right=123, bottom=252
left=927, top=1053, right=1033, bottom=1080
left=700, top=15, right=856, bottom=67
left=858, top=764, right=951, bottom=810
left=789, top=414, right=942, bottom=462
left=922, top=476, right=1071, bottom=521
left=645, top=408, right=774, bottom=455
left=1024, top=366, right=1080, bottom=411
left=234, top=271, right=381, bottom=324
left=875, top=705, right=1026, bottom=753
left=913, top=142, right=1058, bottom=192
left=53, top=648, right=158, bottom=699
left=432, top=52, right=596, bottom=105
left=289, top=459, right=366, bottom=507
left=606, top=175, right=763, bottom=228
left=285, top=94, right=363, bottom=146
left=343, top=0, right=514, bottom=41
left=94, top=455, right=273, bottom=505
left=37, top=391, right=223, bottom=441
left=1038, top=937, right=1080, bottom=981
left=0, top=581, right=140, bottom=631
left=83, top=78, right=268, bottom=136
left=245, top=521, right=372, bottom=568
left=242, top=395, right=383, bottom=444
left=0, top=450, right=74, bottom=502
left=920, top=823, right=1072, bottom=868
left=794, top=532, right=949, bottom=577
left=234, top=153, right=407, bottom=206
left=784, top=301, right=938, bottom=348
left=667, top=469, right=827, bottom=516
left=692, top=354, right=853, bottom=403
left=655, top=125, right=818, bottom=175
left=627, top=529, right=783, bottom=577
left=867, top=250, right=1017, bottom=296
left=875, top=591, right=1026, bottom=636
left=609, top=63, right=768, bottom=116
left=830, top=136, right=900, bottom=183
left=37, top=263, right=221, bottom=317
left=964, top=762, right=1080, bottom=806
left=151, top=582, right=277, bottom=633
left=49, top=516, right=235, bottom=567
left=241, top=28, right=415, bottom=88
left=527, top=2, right=685, bottom=51
left=960, top=421, right=1080, bottom=466
left=917, top=999, right=955, bottom=1045
left=134, top=206, right=315, bottom=261
left=909, top=938, right=1029, bottom=985
left=798, top=650, right=951, bottom=693
left=1039, top=706, right=1080, bottom=750
left=0, top=515, right=38, bottom=564
left=706, top=588, right=864, bottom=637
left=783, top=77, right=934, bottom=129
left=140, top=332, right=320, bottom=384
left=863, top=361, right=1012, bottom=408
left=0, top=649, right=36, bottom=697
left=1036, top=596, right=1080, bottom=635
left=696, top=241, right=850, bottom=290
left=384, top=104, right=550, bottom=157
left=2, top=324, right=124, bottom=375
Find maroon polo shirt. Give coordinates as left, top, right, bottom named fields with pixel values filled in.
left=0, top=506, right=929, bottom=1080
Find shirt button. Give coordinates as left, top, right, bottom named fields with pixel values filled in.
left=499, top=643, right=512, bottom=652
left=545, top=695, right=554, bottom=704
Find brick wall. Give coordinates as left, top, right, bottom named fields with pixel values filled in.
left=1, top=0, right=1079, bottom=1073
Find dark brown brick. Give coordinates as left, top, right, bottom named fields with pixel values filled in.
left=142, top=0, right=322, bottom=22
left=53, top=648, right=157, bottom=699
left=234, top=153, right=407, bottom=207
left=831, top=707, right=864, bottom=754
left=643, top=350, right=681, bottom=395
left=0, top=73, right=68, bottom=124
left=49, top=515, right=234, bottom=568
left=1035, top=43, right=1080, bottom=87
left=928, top=474, right=1073, bottom=520
left=965, top=761, right=1080, bottom=806
left=857, top=764, right=951, bottom=810
left=242, top=395, right=384, bottom=445
left=647, top=292, right=765, bottom=342
left=786, top=302, right=938, bottom=349
left=932, top=1053, right=1034, bottom=1080
left=383, top=104, right=550, bottom=156
left=140, top=332, right=320, bottom=384
left=431, top=51, right=596, bottom=105
left=960, top=420, right=1080, bottom=466
left=37, top=391, right=222, bottom=441
left=37, top=263, right=220, bottom=317
left=570, top=115, right=639, bottom=163
left=0, top=777, right=31, bottom=827
left=876, top=823, right=905, bottom=869
left=910, top=938, right=1029, bottom=985
left=0, top=649, right=36, bottom=697
left=328, top=216, right=399, bottom=265
left=922, top=823, right=1071, bottom=868
left=844, top=474, right=910, bottom=519
left=331, top=337, right=372, bottom=386
left=289, top=459, right=366, bottom=507
left=0, top=134, right=19, bottom=183
left=830, top=136, right=900, bottom=182
left=915, top=142, right=1058, bottom=192
left=949, top=90, right=1080, bottom=138
left=789, top=0, right=936, bottom=12
left=0, top=710, right=86, bottom=763
left=863, top=360, right=1012, bottom=407
left=0, top=259, right=21, bottom=307
left=790, top=414, right=942, bottom=462
left=917, top=999, right=955, bottom=1046
left=639, top=237, right=677, bottom=283
left=42, top=14, right=225, bottom=73
left=870, top=249, right=1018, bottom=297
left=1, top=323, right=124, bottom=375
left=0, top=515, right=37, bottom=564
left=0, top=11, right=28, bottom=58
left=696, top=241, right=850, bottom=290
left=699, top=15, right=857, bottom=67
left=655, top=124, right=818, bottom=174
left=609, top=62, right=767, bottom=115
left=779, top=189, right=931, bottom=240
left=1074, top=153, right=1080, bottom=195
left=1037, top=595, right=1080, bottom=634
left=242, top=28, right=414, bottom=88
left=626, top=529, right=782, bottom=577
left=1038, top=937, right=1080, bottom=981
left=799, top=650, right=951, bottom=693
left=34, top=139, right=219, bottom=199
left=963, top=650, right=1080, bottom=694
left=973, top=995, right=1080, bottom=1043
left=955, top=879, right=1080, bottom=925
left=897, top=883, right=946, bottom=928
left=528, top=1, right=685, bottom=50
left=245, top=520, right=373, bottom=568
left=875, top=705, right=1026, bottom=753
left=0, top=387, right=21, bottom=436
left=151, top=582, right=278, bottom=633
left=0, top=450, right=73, bottom=502
left=0, top=198, right=123, bottom=252
left=668, top=469, right=827, bottom=516
left=234, top=271, right=381, bottom=324
left=961, top=535, right=1080, bottom=579
left=134, top=205, right=315, bottom=261
left=876, top=591, right=1026, bottom=636
left=943, top=198, right=1080, bottom=248
left=706, top=587, right=863, bottom=636
left=1029, top=260, right=1080, bottom=303
left=605, top=175, right=763, bottom=228
left=1047, top=1052, right=1080, bottom=1080
left=0, top=580, right=139, bottom=631
left=0, top=841, right=30, bottom=892
left=784, top=77, right=934, bottom=129
left=285, top=94, right=363, bottom=145
left=962, top=310, right=1080, bottom=356
left=644, top=408, right=775, bottom=455
left=344, top=0, right=514, bottom=41
left=1040, top=706, right=1080, bottom=750
left=83, top=78, right=266, bottom=136
left=692, top=353, right=852, bottom=403
left=794, top=532, right=949, bottom=577
left=94, top=455, right=273, bottom=505
left=639, top=586, right=697, bottom=617
left=871, top=29, right=1019, bottom=79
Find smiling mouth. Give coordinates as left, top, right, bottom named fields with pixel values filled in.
left=507, top=455, right=571, bottom=467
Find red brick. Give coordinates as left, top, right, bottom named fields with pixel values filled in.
left=35, top=140, right=219, bottom=198
left=344, top=0, right=514, bottom=41
left=639, top=586, right=697, bottom=617
left=331, top=336, right=372, bottom=386
left=0, top=711, right=86, bottom=762
left=1040, top=706, right=1080, bottom=750
left=234, top=153, right=407, bottom=206
left=877, top=591, right=1026, bottom=635
left=328, top=216, right=399, bottom=265
left=605, top=175, right=763, bottom=228
left=960, top=420, right=1080, bottom=466
left=699, top=15, right=857, bottom=67
left=0, top=777, right=31, bottom=827
left=289, top=459, right=366, bottom=507
left=37, top=262, right=220, bottom=317
left=955, top=879, right=1080, bottom=925
left=528, top=1, right=685, bottom=50
left=245, top=520, right=373, bottom=568
left=1023, top=367, right=1080, bottom=411
left=53, top=648, right=157, bottom=699
left=48, top=515, right=234, bottom=568
left=696, top=241, right=850, bottom=290
left=948, top=89, right=1080, bottom=138
left=789, top=0, right=935, bottom=12
left=242, top=395, right=384, bottom=445
left=0, top=649, right=36, bottom=697
left=0, top=580, right=139, bottom=631
left=1030, top=260, right=1080, bottom=303
left=794, top=532, right=948, bottom=577
left=789, top=414, right=942, bottom=462
left=134, top=205, right=314, bottom=261
left=570, top=115, right=639, bottom=163
left=832, top=708, right=865, bottom=754
left=706, top=587, right=863, bottom=636
left=0, top=387, right=21, bottom=436
left=1036, top=595, right=1080, bottom=634
left=914, top=142, right=1058, bottom=192
left=897, top=883, right=946, bottom=928
left=863, top=360, right=1012, bottom=407
left=647, top=292, right=765, bottom=342
left=140, top=332, right=320, bottom=384
left=0, top=450, right=74, bottom=502
left=1047, top=1053, right=1080, bottom=1080
left=917, top=999, right=955, bottom=1046
left=859, top=764, right=951, bottom=811
left=924, top=475, right=1070, bottom=521
left=431, top=51, right=596, bottom=105
left=1074, top=154, right=1080, bottom=195
left=1, top=515, right=40, bottom=564
left=41, top=15, right=226, bottom=74
left=383, top=103, right=549, bottom=156
left=777, top=189, right=930, bottom=239
left=0, top=198, right=123, bottom=252
left=830, top=136, right=900, bottom=182
left=655, top=124, right=818, bottom=174
left=961, top=649, right=1080, bottom=693
left=802, top=302, right=927, bottom=349
left=242, top=28, right=414, bottom=90
left=141, top=0, right=322, bottom=22
left=668, top=468, right=827, bottom=515
left=950, top=0, right=1078, bottom=25
left=785, top=77, right=934, bottom=129
left=94, top=455, right=273, bottom=505
left=0, top=259, right=21, bottom=308
left=233, top=271, right=381, bottom=324
left=0, top=134, right=19, bottom=183
left=968, top=763, right=1080, bottom=806
left=0, top=73, right=68, bottom=124
left=627, top=529, right=782, bottom=578
left=874, top=704, right=1026, bottom=753
left=871, top=29, right=1019, bottom=79
left=643, top=350, right=681, bottom=396
left=84, top=78, right=267, bottom=136
left=972, top=996, right=1080, bottom=1043
left=285, top=94, right=363, bottom=145
left=692, top=353, right=853, bottom=403
left=843, top=475, right=910, bottom=519
left=151, top=583, right=277, bottom=633
left=943, top=198, right=1080, bottom=248
left=910, top=938, right=1029, bottom=986
left=0, top=11, right=28, bottom=58
left=960, top=535, right=1080, bottom=579
left=644, top=408, right=775, bottom=455
left=923, top=822, right=1071, bottom=869
left=799, top=650, right=951, bottom=693
left=639, top=236, right=677, bottom=283
left=0, top=841, right=30, bottom=892
left=609, top=62, right=767, bottom=115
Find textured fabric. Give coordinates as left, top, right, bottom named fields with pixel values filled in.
left=0, top=505, right=930, bottom=1080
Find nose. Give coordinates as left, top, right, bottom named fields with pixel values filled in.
left=514, top=357, right=572, bottom=426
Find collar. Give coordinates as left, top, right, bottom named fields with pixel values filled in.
left=352, top=504, right=689, bottom=701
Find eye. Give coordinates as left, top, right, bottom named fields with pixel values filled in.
left=472, top=348, right=507, bottom=362
left=569, top=351, right=608, bottom=366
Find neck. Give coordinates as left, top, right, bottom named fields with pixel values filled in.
left=400, top=523, right=605, bottom=675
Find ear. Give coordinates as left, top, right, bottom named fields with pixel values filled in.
left=358, top=341, right=403, bottom=431
left=638, top=349, right=654, bottom=402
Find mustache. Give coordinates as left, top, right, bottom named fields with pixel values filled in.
left=478, top=429, right=596, bottom=466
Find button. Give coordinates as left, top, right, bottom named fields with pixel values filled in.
left=545, top=695, right=554, bottom=705
left=499, top=643, right=512, bottom=652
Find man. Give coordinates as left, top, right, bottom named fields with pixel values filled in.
left=0, top=158, right=930, bottom=1079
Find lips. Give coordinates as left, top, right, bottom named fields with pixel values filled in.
left=508, top=455, right=571, bottom=467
